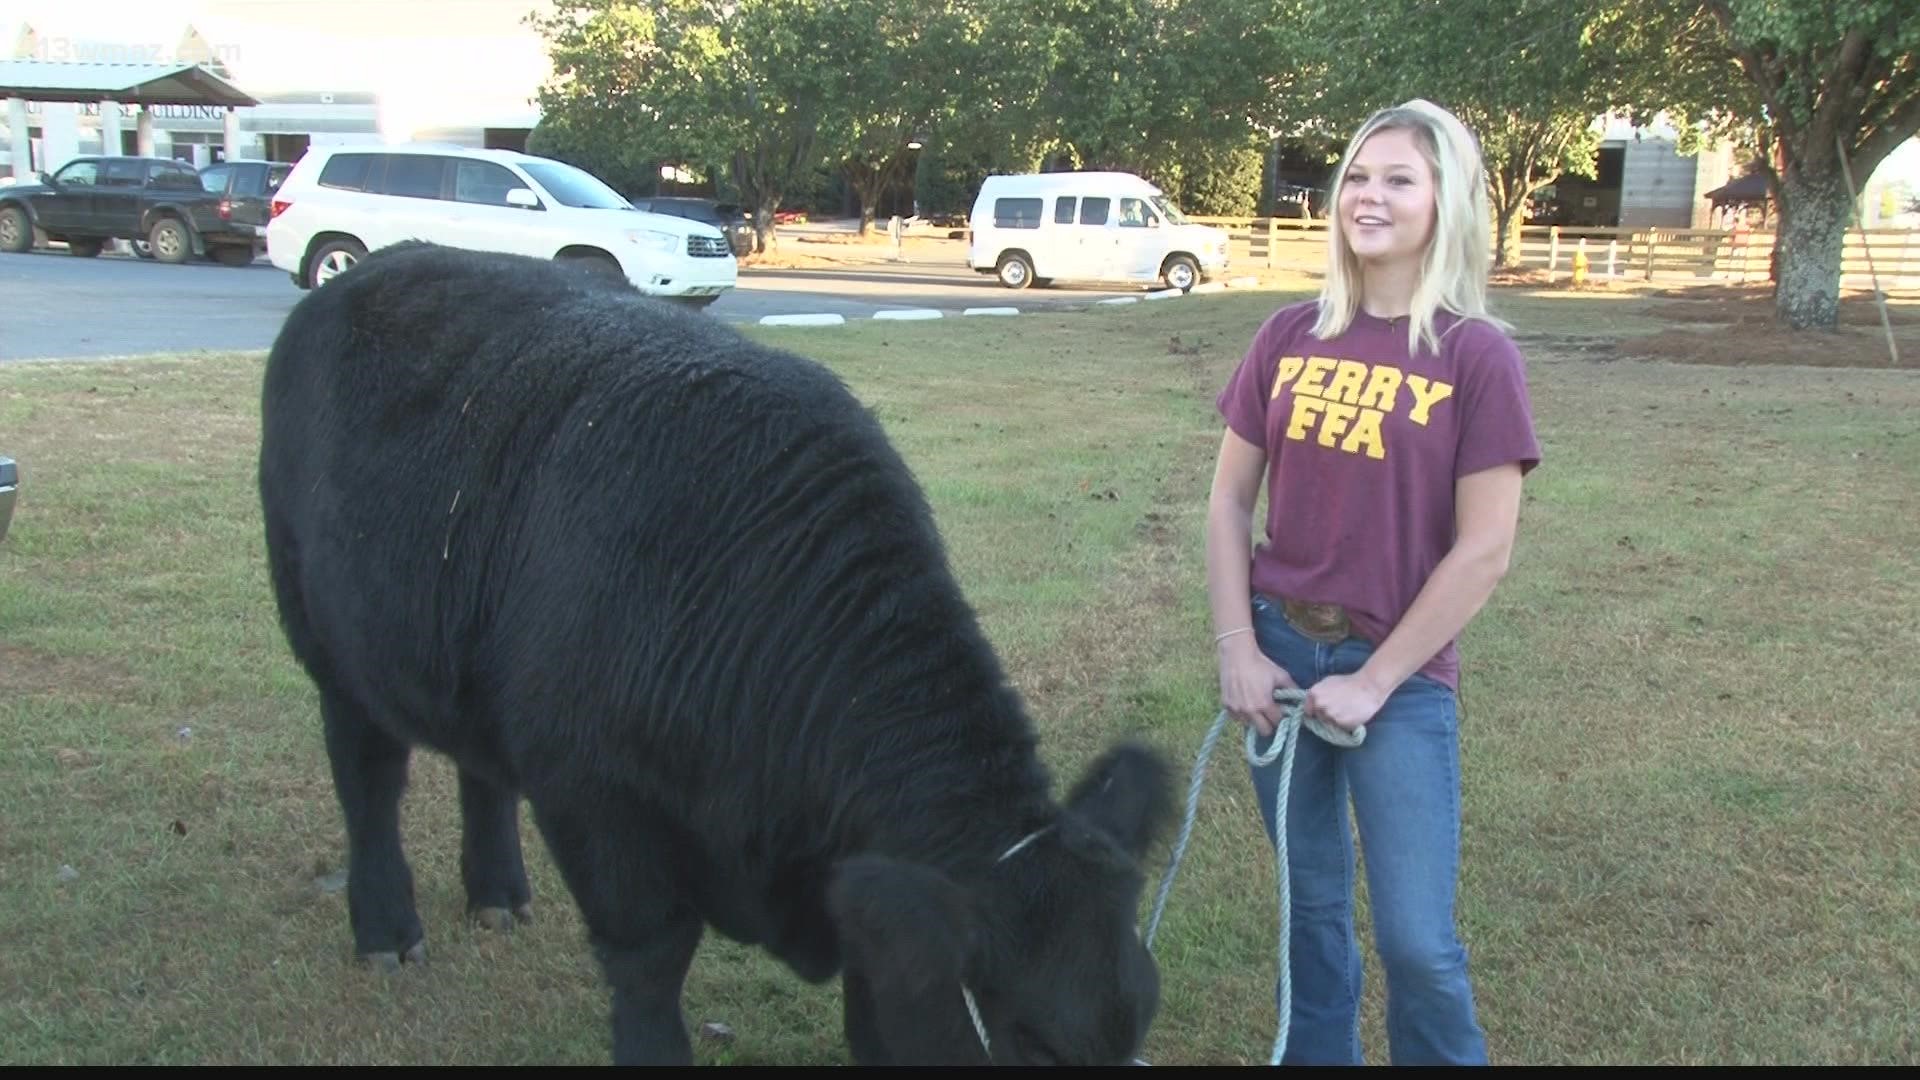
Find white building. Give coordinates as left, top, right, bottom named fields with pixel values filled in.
left=3, top=0, right=555, bottom=176
left=1543, top=112, right=1918, bottom=230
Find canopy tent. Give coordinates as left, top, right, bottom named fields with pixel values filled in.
left=1703, top=171, right=1771, bottom=206
left=0, top=59, right=256, bottom=107
left=3, top=60, right=256, bottom=177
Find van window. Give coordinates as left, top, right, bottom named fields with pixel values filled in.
left=52, top=160, right=98, bottom=186
left=380, top=155, right=449, bottom=200
left=453, top=160, right=524, bottom=206
left=101, top=160, right=144, bottom=188
left=1053, top=197, right=1076, bottom=224
left=1119, top=197, right=1152, bottom=227
left=318, top=153, right=374, bottom=192
left=149, top=162, right=202, bottom=191
left=226, top=163, right=285, bottom=198
left=994, top=197, right=1043, bottom=229
left=1079, top=197, right=1110, bottom=226
left=199, top=164, right=233, bottom=195
left=519, top=162, right=629, bottom=209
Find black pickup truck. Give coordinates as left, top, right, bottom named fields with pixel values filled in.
left=0, top=155, right=288, bottom=266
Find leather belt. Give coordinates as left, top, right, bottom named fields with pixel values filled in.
left=1281, top=597, right=1353, bottom=644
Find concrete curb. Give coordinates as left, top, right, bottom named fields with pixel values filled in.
left=751, top=274, right=1271, bottom=327
left=759, top=313, right=847, bottom=327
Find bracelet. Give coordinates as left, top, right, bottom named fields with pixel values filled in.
left=1213, top=626, right=1254, bottom=645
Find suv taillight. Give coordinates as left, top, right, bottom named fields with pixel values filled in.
left=217, top=198, right=232, bottom=220
left=270, top=199, right=291, bottom=219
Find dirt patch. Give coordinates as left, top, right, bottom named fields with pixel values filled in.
left=1517, top=335, right=1621, bottom=360
left=1490, top=267, right=1638, bottom=296
left=1538, top=282, right=1920, bottom=367
left=1644, top=295, right=1920, bottom=329
left=787, top=231, right=963, bottom=250
left=1492, top=266, right=1555, bottom=287
left=1647, top=281, right=1920, bottom=304
left=738, top=250, right=859, bottom=271
left=740, top=231, right=966, bottom=271
left=0, top=641, right=145, bottom=702
left=1618, top=318, right=1918, bottom=369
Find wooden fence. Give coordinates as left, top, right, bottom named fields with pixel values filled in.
left=1186, top=217, right=1920, bottom=289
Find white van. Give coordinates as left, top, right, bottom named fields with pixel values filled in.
left=968, top=171, right=1230, bottom=291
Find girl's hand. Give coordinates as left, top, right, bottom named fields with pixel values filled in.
left=1218, top=636, right=1297, bottom=737
left=1304, top=672, right=1389, bottom=732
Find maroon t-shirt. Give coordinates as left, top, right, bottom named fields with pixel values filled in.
left=1216, top=300, right=1542, bottom=690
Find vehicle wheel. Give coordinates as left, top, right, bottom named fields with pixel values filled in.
left=0, top=206, right=31, bottom=253
left=996, top=252, right=1034, bottom=290
left=148, top=217, right=190, bottom=264
left=209, top=244, right=254, bottom=267
left=307, top=238, right=366, bottom=288
left=67, top=238, right=103, bottom=257
left=133, top=240, right=155, bottom=260
left=1162, top=255, right=1199, bottom=292
left=558, top=253, right=627, bottom=286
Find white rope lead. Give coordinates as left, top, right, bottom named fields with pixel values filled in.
left=1144, top=688, right=1366, bottom=1066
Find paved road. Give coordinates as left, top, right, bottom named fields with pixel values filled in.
left=0, top=249, right=1143, bottom=363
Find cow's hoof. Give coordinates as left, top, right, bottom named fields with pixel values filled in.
left=365, top=940, right=428, bottom=972
left=472, top=904, right=534, bottom=933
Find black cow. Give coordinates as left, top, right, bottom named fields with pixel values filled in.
left=257, top=242, right=1174, bottom=1065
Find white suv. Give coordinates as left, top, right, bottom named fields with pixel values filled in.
left=267, top=144, right=737, bottom=306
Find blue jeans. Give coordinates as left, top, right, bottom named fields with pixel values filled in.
left=1245, top=593, right=1487, bottom=1066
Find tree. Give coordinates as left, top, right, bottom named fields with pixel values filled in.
left=1664, top=1, right=1920, bottom=330
left=529, top=0, right=843, bottom=252
left=1296, top=0, right=1693, bottom=269
left=524, top=114, right=657, bottom=198
left=1161, top=139, right=1267, bottom=216
left=822, top=1, right=981, bottom=235
left=969, top=0, right=1292, bottom=186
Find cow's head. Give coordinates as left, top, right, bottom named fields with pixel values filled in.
left=828, top=741, right=1173, bottom=1064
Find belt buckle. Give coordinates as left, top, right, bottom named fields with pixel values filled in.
left=1283, top=597, right=1351, bottom=644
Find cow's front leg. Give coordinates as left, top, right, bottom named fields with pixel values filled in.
left=457, top=768, right=533, bottom=932
left=320, top=688, right=424, bottom=970
left=531, top=797, right=704, bottom=1064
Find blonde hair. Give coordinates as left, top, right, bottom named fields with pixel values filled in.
left=1311, top=98, right=1509, bottom=355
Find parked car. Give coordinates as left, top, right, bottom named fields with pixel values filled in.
left=628, top=196, right=754, bottom=257
left=133, top=159, right=294, bottom=264
left=0, top=455, right=16, bottom=543
left=266, top=144, right=737, bottom=306
left=968, top=171, right=1230, bottom=291
left=0, top=155, right=266, bottom=264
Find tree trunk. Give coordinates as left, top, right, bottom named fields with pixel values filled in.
left=731, top=151, right=781, bottom=254
left=752, top=204, right=778, bottom=253
left=1493, top=192, right=1529, bottom=270
left=846, top=155, right=906, bottom=238
left=1773, top=167, right=1852, bottom=330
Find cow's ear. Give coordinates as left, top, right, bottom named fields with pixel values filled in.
left=827, top=855, right=975, bottom=995
left=1064, top=741, right=1174, bottom=862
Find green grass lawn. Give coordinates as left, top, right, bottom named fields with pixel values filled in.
left=1, top=287, right=1915, bottom=1064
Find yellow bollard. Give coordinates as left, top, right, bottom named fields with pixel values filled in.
left=1571, top=241, right=1590, bottom=287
